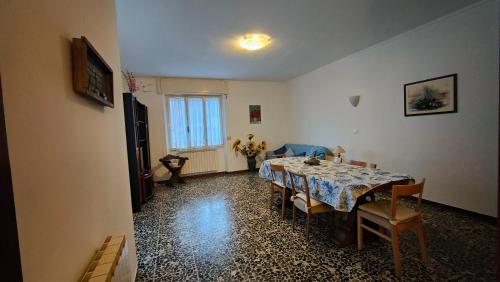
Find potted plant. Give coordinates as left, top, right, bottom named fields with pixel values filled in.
left=232, top=134, right=267, bottom=172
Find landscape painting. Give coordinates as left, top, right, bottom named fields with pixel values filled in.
left=404, top=74, right=457, bottom=116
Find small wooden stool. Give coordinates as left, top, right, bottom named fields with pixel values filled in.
left=159, top=154, right=188, bottom=186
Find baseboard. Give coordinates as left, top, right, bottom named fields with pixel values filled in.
left=182, top=171, right=225, bottom=179
left=152, top=169, right=254, bottom=182
left=225, top=169, right=252, bottom=174
left=420, top=198, right=497, bottom=224
left=181, top=169, right=251, bottom=179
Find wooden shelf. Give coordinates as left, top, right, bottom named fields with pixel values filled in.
left=124, top=93, right=152, bottom=213
left=84, top=91, right=114, bottom=107
left=72, top=36, right=114, bottom=108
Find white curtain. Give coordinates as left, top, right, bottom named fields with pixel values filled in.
left=167, top=95, right=223, bottom=150
left=168, top=97, right=188, bottom=149
left=205, top=97, right=222, bottom=146
left=187, top=97, right=205, bottom=148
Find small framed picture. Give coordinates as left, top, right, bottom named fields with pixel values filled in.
left=249, top=105, right=261, bottom=124
left=404, top=74, right=457, bottom=116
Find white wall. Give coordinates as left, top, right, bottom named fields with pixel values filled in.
left=287, top=0, right=498, bottom=216
left=124, top=78, right=289, bottom=174
left=0, top=0, right=137, bottom=281
left=226, top=80, right=289, bottom=171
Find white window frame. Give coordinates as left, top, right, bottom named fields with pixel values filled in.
left=165, top=94, right=224, bottom=151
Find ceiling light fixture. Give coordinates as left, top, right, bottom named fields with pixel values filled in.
left=238, top=33, right=271, bottom=51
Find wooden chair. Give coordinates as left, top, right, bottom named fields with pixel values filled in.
left=325, top=155, right=334, bottom=161
left=159, top=154, right=189, bottom=186
left=270, top=164, right=287, bottom=219
left=288, top=170, right=335, bottom=240
left=349, top=160, right=377, bottom=169
left=349, top=160, right=378, bottom=202
left=357, top=179, right=428, bottom=275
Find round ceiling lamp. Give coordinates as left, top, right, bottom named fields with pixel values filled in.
left=238, top=33, right=271, bottom=51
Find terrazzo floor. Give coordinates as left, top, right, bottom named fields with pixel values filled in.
left=133, top=173, right=496, bottom=281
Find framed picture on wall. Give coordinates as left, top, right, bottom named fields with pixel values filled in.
left=249, top=105, right=261, bottom=124
left=404, top=74, right=457, bottom=116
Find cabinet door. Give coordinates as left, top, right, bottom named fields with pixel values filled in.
left=136, top=148, right=144, bottom=204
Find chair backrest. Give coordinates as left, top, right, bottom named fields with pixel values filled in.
left=270, top=164, right=286, bottom=186
left=391, top=179, right=425, bottom=220
left=349, top=160, right=377, bottom=169
left=287, top=170, right=312, bottom=208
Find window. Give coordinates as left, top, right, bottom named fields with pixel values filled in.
left=167, top=96, right=223, bottom=150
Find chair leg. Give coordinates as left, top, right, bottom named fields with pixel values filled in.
left=281, top=189, right=286, bottom=220
left=292, top=205, right=296, bottom=232
left=357, top=213, right=363, bottom=250
left=416, top=217, right=429, bottom=264
left=391, top=226, right=402, bottom=276
left=306, top=213, right=311, bottom=240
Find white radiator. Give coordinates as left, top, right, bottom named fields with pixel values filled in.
left=81, top=235, right=131, bottom=282
left=179, top=149, right=218, bottom=175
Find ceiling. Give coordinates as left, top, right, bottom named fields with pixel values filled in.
left=116, top=0, right=480, bottom=81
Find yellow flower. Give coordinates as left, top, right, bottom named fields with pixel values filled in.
left=247, top=141, right=256, bottom=148
left=247, top=133, right=255, bottom=140
left=232, top=139, right=241, bottom=150
left=260, top=141, right=267, bottom=151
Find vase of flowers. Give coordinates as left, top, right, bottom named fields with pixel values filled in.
left=122, top=69, right=139, bottom=93
left=232, top=133, right=267, bottom=172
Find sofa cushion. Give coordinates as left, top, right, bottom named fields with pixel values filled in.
left=305, top=148, right=317, bottom=157
left=274, top=145, right=287, bottom=155
left=266, top=143, right=333, bottom=160
left=284, top=147, right=295, bottom=157
left=295, top=152, right=306, bottom=157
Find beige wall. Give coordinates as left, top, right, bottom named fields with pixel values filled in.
left=225, top=80, right=289, bottom=171
left=288, top=1, right=499, bottom=216
left=0, top=0, right=137, bottom=281
left=124, top=78, right=289, bottom=174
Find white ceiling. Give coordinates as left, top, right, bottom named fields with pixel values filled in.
left=116, top=0, right=480, bottom=81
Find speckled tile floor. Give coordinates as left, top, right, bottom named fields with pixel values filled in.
left=133, top=173, right=496, bottom=281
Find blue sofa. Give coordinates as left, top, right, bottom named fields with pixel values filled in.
left=265, top=143, right=333, bottom=160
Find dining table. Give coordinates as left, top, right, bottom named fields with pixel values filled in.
left=259, top=156, right=412, bottom=246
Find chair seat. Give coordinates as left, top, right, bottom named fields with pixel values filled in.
left=359, top=200, right=420, bottom=224
left=272, top=181, right=285, bottom=188
left=292, top=192, right=334, bottom=214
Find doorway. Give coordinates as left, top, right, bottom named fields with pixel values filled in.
left=0, top=75, right=23, bottom=281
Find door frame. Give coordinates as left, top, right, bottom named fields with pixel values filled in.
left=0, top=75, right=23, bottom=281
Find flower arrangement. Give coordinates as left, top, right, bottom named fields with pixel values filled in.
left=232, top=133, right=267, bottom=158
left=122, top=69, right=139, bottom=93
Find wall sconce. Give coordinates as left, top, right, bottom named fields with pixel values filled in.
left=349, top=95, right=360, bottom=107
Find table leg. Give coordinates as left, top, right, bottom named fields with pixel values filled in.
left=333, top=211, right=357, bottom=247
left=333, top=193, right=373, bottom=247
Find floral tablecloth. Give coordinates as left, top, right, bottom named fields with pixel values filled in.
left=259, top=157, right=412, bottom=212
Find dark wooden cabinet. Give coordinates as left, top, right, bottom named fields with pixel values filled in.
left=123, top=93, right=153, bottom=213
